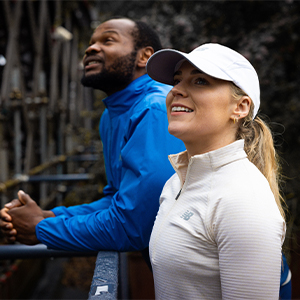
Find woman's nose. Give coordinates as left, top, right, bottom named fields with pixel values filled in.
left=171, top=84, right=187, bottom=97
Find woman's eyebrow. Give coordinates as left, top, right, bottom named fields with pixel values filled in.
left=191, top=69, right=204, bottom=75
left=173, top=70, right=182, bottom=76
left=173, top=69, right=204, bottom=77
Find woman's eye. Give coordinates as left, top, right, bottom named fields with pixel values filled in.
left=195, top=77, right=208, bottom=85
left=172, top=78, right=181, bottom=86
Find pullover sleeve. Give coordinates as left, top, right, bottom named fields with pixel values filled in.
left=210, top=165, right=286, bottom=299
left=36, top=107, right=184, bottom=251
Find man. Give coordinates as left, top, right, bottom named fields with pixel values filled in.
left=0, top=18, right=185, bottom=252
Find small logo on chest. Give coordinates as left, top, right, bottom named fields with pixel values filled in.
left=180, top=210, right=194, bottom=221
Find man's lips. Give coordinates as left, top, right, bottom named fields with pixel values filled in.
left=83, top=56, right=104, bottom=69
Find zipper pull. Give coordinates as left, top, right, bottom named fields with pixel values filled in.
left=175, top=188, right=182, bottom=200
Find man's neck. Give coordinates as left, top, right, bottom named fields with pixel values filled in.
left=105, top=73, right=146, bottom=96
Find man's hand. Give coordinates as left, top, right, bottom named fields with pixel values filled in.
left=0, top=198, right=23, bottom=242
left=6, top=191, right=49, bottom=245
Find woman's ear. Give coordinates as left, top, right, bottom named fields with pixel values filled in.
left=137, top=46, right=154, bottom=68
left=232, top=96, right=251, bottom=120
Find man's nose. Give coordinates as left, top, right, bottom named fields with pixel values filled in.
left=85, top=42, right=101, bottom=55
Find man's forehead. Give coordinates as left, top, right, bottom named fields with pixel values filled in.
left=94, top=19, right=135, bottom=36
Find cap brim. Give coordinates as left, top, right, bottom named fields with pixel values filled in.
left=146, top=48, right=233, bottom=85
left=146, top=49, right=189, bottom=85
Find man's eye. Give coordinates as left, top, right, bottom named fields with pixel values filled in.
left=104, top=37, right=114, bottom=43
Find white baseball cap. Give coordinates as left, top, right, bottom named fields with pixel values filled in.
left=146, top=43, right=260, bottom=118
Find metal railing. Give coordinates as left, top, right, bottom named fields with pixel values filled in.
left=0, top=152, right=122, bottom=299
left=88, top=251, right=119, bottom=300
left=0, top=244, right=97, bottom=260
left=0, top=244, right=119, bottom=300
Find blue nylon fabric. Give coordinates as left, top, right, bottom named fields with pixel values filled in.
left=280, top=253, right=292, bottom=299
left=36, top=75, right=185, bottom=251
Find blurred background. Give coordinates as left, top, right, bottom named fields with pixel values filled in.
left=0, top=0, right=300, bottom=299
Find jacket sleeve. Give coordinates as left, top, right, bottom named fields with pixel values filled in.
left=51, top=194, right=113, bottom=218
left=35, top=107, right=184, bottom=251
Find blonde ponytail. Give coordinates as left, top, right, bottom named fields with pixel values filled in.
left=231, top=84, right=286, bottom=220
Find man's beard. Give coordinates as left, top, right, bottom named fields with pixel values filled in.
left=81, top=51, right=137, bottom=94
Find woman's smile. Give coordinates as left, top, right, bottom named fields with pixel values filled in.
left=170, top=104, right=193, bottom=113
left=166, top=60, right=237, bottom=156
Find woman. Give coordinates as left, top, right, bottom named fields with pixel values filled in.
left=146, top=43, right=286, bottom=299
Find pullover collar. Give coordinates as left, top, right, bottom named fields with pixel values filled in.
left=102, top=74, right=151, bottom=118
left=169, top=140, right=247, bottom=186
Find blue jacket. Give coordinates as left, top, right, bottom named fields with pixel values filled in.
left=35, top=74, right=185, bottom=251
left=280, top=253, right=292, bottom=299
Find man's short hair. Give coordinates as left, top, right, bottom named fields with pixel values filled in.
left=132, top=21, right=162, bottom=52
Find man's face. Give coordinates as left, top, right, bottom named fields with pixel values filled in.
left=81, top=19, right=138, bottom=95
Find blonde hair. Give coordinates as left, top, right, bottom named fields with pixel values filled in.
left=231, top=84, right=286, bottom=220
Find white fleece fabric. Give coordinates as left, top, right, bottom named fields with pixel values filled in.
left=149, top=140, right=286, bottom=300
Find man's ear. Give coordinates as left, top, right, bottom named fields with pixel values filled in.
left=232, top=96, right=251, bottom=120
left=137, top=46, right=154, bottom=68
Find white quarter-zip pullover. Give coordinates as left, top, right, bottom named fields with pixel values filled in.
left=150, top=140, right=285, bottom=300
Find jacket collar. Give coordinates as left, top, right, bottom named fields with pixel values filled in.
left=102, top=74, right=151, bottom=117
